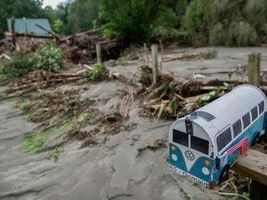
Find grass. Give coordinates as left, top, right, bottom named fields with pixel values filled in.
left=21, top=112, right=91, bottom=153
left=46, top=146, right=64, bottom=162
left=21, top=131, right=49, bottom=153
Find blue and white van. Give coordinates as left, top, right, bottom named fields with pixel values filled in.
left=169, top=85, right=267, bottom=187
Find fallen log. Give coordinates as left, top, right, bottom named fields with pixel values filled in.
left=233, top=149, right=267, bottom=186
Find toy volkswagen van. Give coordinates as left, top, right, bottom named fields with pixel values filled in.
left=169, top=85, right=267, bottom=187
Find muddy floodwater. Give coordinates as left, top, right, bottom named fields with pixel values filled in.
left=1, top=47, right=267, bottom=200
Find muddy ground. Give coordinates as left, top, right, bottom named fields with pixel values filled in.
left=1, top=47, right=266, bottom=200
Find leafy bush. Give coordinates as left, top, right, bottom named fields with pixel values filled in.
left=0, top=43, right=63, bottom=82
left=35, top=43, right=63, bottom=71
left=0, top=52, right=35, bottom=80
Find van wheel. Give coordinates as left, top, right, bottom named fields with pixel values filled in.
left=219, top=165, right=230, bottom=184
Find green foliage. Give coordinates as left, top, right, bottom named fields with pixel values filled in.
left=87, top=63, right=108, bottom=81
left=53, top=19, right=64, bottom=33
left=2, top=0, right=267, bottom=45
left=21, top=131, right=48, bottom=153
left=0, top=52, right=36, bottom=80
left=35, top=43, right=63, bottom=71
left=46, top=146, right=64, bottom=162
left=152, top=6, right=180, bottom=40
left=67, top=0, right=101, bottom=33
left=183, top=0, right=267, bottom=46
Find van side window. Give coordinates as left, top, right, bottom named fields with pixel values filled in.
left=217, top=128, right=232, bottom=152
left=173, top=129, right=188, bottom=147
left=242, top=113, right=250, bottom=129
left=259, top=101, right=264, bottom=114
left=251, top=106, right=258, bottom=121
left=191, top=136, right=209, bottom=155
left=233, top=119, right=242, bottom=137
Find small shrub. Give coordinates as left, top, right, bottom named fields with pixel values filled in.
left=0, top=43, right=64, bottom=83
left=35, top=43, right=63, bottom=71
left=87, top=63, right=108, bottom=81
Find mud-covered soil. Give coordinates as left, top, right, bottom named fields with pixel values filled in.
left=110, top=47, right=267, bottom=82
left=0, top=81, right=223, bottom=200
left=2, top=47, right=266, bottom=200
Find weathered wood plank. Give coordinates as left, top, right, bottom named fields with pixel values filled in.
left=232, top=149, right=267, bottom=186
left=248, top=53, right=261, bottom=86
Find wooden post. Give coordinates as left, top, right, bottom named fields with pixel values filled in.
left=11, top=17, right=16, bottom=50
left=232, top=149, right=267, bottom=200
left=96, top=44, right=102, bottom=64
left=151, top=44, right=159, bottom=86
left=248, top=53, right=261, bottom=86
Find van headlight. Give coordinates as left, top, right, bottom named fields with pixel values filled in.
left=171, top=154, right=178, bottom=161
left=202, top=167, right=210, bottom=175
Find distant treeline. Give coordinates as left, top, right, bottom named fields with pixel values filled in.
left=1, top=0, right=267, bottom=46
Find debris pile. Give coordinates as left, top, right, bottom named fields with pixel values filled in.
left=67, top=111, right=137, bottom=148
left=139, top=66, right=232, bottom=119
left=2, top=28, right=122, bottom=64
left=59, top=29, right=121, bottom=63
left=5, top=70, right=87, bottom=98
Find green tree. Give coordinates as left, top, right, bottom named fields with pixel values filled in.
left=183, top=0, right=267, bottom=46
left=101, top=0, right=162, bottom=43
left=67, top=0, right=101, bottom=33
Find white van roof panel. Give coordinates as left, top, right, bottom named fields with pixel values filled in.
left=184, top=85, right=267, bottom=140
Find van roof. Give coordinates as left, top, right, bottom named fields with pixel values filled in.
left=184, top=85, right=266, bottom=140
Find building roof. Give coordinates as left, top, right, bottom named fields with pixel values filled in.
left=7, top=18, right=52, bottom=37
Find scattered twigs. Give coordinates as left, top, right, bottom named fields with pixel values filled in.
left=139, top=65, right=233, bottom=120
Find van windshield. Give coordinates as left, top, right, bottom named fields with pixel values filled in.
left=173, top=129, right=188, bottom=147
left=191, top=135, right=209, bottom=155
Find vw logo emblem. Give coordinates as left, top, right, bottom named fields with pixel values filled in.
left=184, top=150, right=195, bottom=161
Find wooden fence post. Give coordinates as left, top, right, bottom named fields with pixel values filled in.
left=248, top=53, right=261, bottom=86
left=96, top=44, right=102, bottom=64
left=11, top=17, right=16, bottom=50
left=151, top=44, right=159, bottom=86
